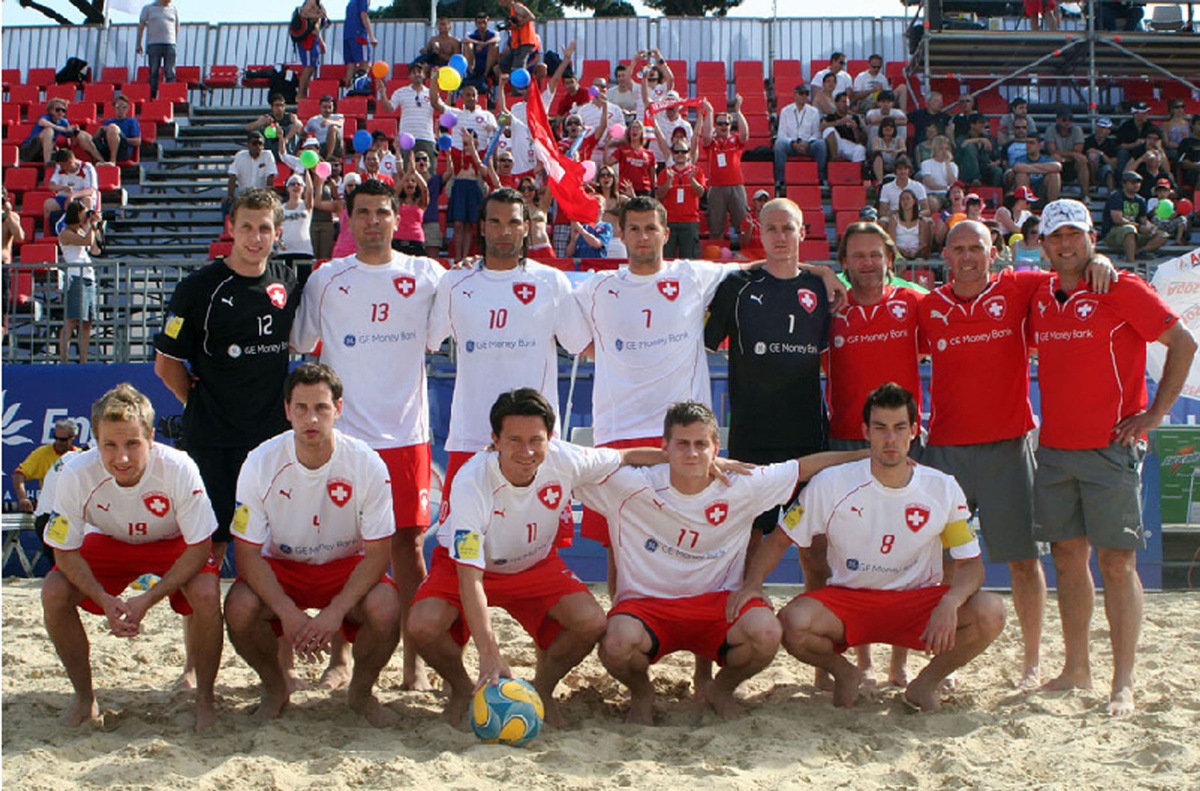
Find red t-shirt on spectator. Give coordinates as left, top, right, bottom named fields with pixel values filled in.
left=702, top=134, right=745, bottom=187
left=611, top=145, right=657, bottom=193
left=553, top=89, right=591, bottom=120
left=657, top=164, right=706, bottom=223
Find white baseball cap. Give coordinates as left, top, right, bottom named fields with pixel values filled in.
left=1040, top=199, right=1093, bottom=235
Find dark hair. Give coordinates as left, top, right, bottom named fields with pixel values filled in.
left=893, top=155, right=912, bottom=171
left=794, top=84, right=810, bottom=95
left=490, top=388, right=555, bottom=435
left=830, top=51, right=845, bottom=63
left=479, top=187, right=530, bottom=255
left=862, top=382, right=918, bottom=426
left=877, top=90, right=896, bottom=104
left=230, top=187, right=284, bottom=226
left=879, top=116, right=897, bottom=130
left=1010, top=96, right=1027, bottom=109
left=896, top=188, right=921, bottom=221
left=1020, top=215, right=1040, bottom=237
left=664, top=401, right=719, bottom=443
left=285, top=362, right=344, bottom=403
left=269, top=92, right=286, bottom=105
left=319, top=95, right=337, bottom=107
left=833, top=91, right=849, bottom=104
left=64, top=199, right=89, bottom=227
left=619, top=195, right=667, bottom=230
left=347, top=178, right=399, bottom=212
left=966, top=112, right=985, bottom=128
left=54, top=148, right=74, bottom=164
left=615, top=63, right=628, bottom=76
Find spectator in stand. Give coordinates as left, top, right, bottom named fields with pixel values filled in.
left=633, top=48, right=676, bottom=114
left=247, top=94, right=304, bottom=153
left=449, top=84, right=498, bottom=159
left=1148, top=179, right=1187, bottom=245
left=877, top=156, right=927, bottom=218
left=811, top=52, right=853, bottom=112
left=365, top=130, right=398, bottom=178
left=907, top=91, right=952, bottom=157
left=852, top=54, right=908, bottom=113
left=1098, top=0, right=1144, bottom=30
left=44, top=149, right=99, bottom=230
left=1116, top=102, right=1161, bottom=172
left=303, top=95, right=345, bottom=162
left=420, top=17, right=462, bottom=68
left=317, top=171, right=360, bottom=259
left=463, top=14, right=501, bottom=94
left=224, top=132, right=278, bottom=218
left=994, top=185, right=1038, bottom=238
left=1126, top=128, right=1173, bottom=196
left=608, top=120, right=657, bottom=197
left=813, top=72, right=839, bottom=117
left=568, top=196, right=613, bottom=259
left=1178, top=114, right=1200, bottom=191
left=1010, top=215, right=1047, bottom=269
left=870, top=116, right=907, bottom=185
left=822, top=91, right=868, bottom=168
left=1025, top=0, right=1059, bottom=30
left=377, top=62, right=444, bottom=167
left=95, top=96, right=142, bottom=167
left=447, top=132, right=487, bottom=260
left=1086, top=116, right=1120, bottom=195
left=413, top=151, right=445, bottom=258
left=292, top=0, right=329, bottom=101
left=1009, top=136, right=1062, bottom=202
left=656, top=139, right=706, bottom=259
left=551, top=69, right=591, bottom=131
left=577, top=78, right=624, bottom=169
left=886, top=187, right=932, bottom=260
left=740, top=189, right=771, bottom=257
left=489, top=150, right=521, bottom=189
left=955, top=112, right=1002, bottom=187
left=21, top=99, right=101, bottom=167
left=774, top=84, right=827, bottom=190
left=651, top=91, right=696, bottom=161
left=864, top=90, right=908, bottom=150
left=310, top=158, right=339, bottom=260
left=1164, top=100, right=1189, bottom=163
left=610, top=62, right=639, bottom=120
left=10, top=418, right=79, bottom=514
left=700, top=97, right=749, bottom=248
left=1, top=189, right=24, bottom=265
left=495, top=0, right=541, bottom=76
left=57, top=200, right=102, bottom=364
left=1044, top=110, right=1091, bottom=198
left=593, top=166, right=626, bottom=215
left=998, top=96, right=1038, bottom=148
left=920, top=135, right=959, bottom=212
left=136, top=0, right=179, bottom=99
left=342, top=0, right=377, bottom=87
left=519, top=175, right=555, bottom=260
left=932, top=182, right=967, bottom=249
left=360, top=149, right=395, bottom=188
left=278, top=174, right=315, bottom=284
left=392, top=163, right=429, bottom=256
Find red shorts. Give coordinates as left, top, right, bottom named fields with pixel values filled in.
left=580, top=436, right=662, bottom=546
left=442, top=449, right=575, bottom=548
left=801, top=585, right=952, bottom=653
left=412, top=545, right=589, bottom=650
left=58, top=533, right=219, bottom=617
left=255, top=552, right=396, bottom=643
left=609, top=590, right=770, bottom=666
left=376, top=443, right=432, bottom=529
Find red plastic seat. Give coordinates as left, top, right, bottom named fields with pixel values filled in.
left=786, top=160, right=819, bottom=185
left=741, top=161, right=773, bottom=185
left=120, top=83, right=151, bottom=105
left=339, top=96, right=368, bottom=119
left=27, top=68, right=56, bottom=87
left=799, top=239, right=831, bottom=261
left=45, top=85, right=76, bottom=104
left=157, top=82, right=188, bottom=106
left=828, top=161, right=863, bottom=186
left=733, top=61, right=763, bottom=84
left=8, top=84, right=42, bottom=112
left=19, top=242, right=58, bottom=264
left=4, top=167, right=40, bottom=194
left=19, top=191, right=54, bottom=219
left=138, top=99, right=174, bottom=125
left=175, top=66, right=202, bottom=87
left=803, top=209, right=828, bottom=239
left=2, top=69, right=20, bottom=90
left=297, top=98, right=321, bottom=120
left=831, top=185, right=867, bottom=212
left=773, top=60, right=803, bottom=90
left=83, top=83, right=115, bottom=105
left=1, top=144, right=17, bottom=167
left=97, top=68, right=127, bottom=87
left=787, top=185, right=823, bottom=211
left=205, top=65, right=239, bottom=89
left=308, top=79, right=341, bottom=100
left=835, top=209, right=859, bottom=236
left=95, top=166, right=121, bottom=192
left=366, top=117, right=397, bottom=138
left=581, top=59, right=611, bottom=83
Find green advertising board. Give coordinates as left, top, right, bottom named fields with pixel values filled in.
left=1151, top=426, right=1200, bottom=525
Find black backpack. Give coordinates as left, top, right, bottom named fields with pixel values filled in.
left=289, top=7, right=315, bottom=43
left=56, top=57, right=91, bottom=85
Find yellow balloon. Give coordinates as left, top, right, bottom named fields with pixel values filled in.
left=437, top=67, right=462, bottom=92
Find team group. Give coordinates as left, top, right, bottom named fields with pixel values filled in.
left=37, top=180, right=1194, bottom=731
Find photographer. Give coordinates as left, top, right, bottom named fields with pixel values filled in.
left=57, top=200, right=103, bottom=364
left=494, top=0, right=540, bottom=76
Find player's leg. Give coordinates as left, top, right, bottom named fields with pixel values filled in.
left=1096, top=547, right=1141, bottom=716
left=598, top=613, right=657, bottom=725
left=179, top=570, right=223, bottom=731
left=1008, top=557, right=1046, bottom=690
left=1047, top=536, right=1096, bottom=691
left=534, top=590, right=607, bottom=726
left=76, top=130, right=104, bottom=163
left=382, top=444, right=433, bottom=690
left=392, top=525, right=430, bottom=688
left=710, top=604, right=781, bottom=718
left=904, top=590, right=1006, bottom=711
left=223, top=580, right=290, bottom=721
left=40, top=570, right=100, bottom=726
left=344, top=582, right=402, bottom=727
left=797, top=535, right=834, bottom=690
left=406, top=593, right=473, bottom=723
left=777, top=594, right=861, bottom=707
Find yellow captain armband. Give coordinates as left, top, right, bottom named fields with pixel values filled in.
left=941, top=519, right=976, bottom=549
left=231, top=503, right=251, bottom=535
left=45, top=512, right=70, bottom=545
left=453, top=530, right=482, bottom=561
left=164, top=314, right=184, bottom=339
left=781, top=502, right=804, bottom=532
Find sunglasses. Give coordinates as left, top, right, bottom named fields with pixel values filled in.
left=53, top=436, right=73, bottom=443
left=716, top=121, right=730, bottom=126
left=672, top=149, right=689, bottom=154
left=520, top=186, right=537, bottom=192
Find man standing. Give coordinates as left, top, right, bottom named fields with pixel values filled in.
left=699, top=97, right=750, bottom=249
left=342, top=0, right=377, bottom=87
left=12, top=419, right=79, bottom=514
left=495, top=0, right=540, bottom=76
left=1032, top=199, right=1196, bottom=716
left=655, top=141, right=706, bottom=259
left=225, top=363, right=401, bottom=727
left=377, top=63, right=443, bottom=167
left=41, top=384, right=222, bottom=730
left=291, top=179, right=444, bottom=690
left=136, top=0, right=179, bottom=98
left=733, top=383, right=1005, bottom=711
left=774, top=84, right=827, bottom=190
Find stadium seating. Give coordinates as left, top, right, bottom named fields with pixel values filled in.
left=205, top=65, right=239, bottom=88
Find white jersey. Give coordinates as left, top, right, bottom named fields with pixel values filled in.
left=427, top=261, right=592, bottom=452
left=291, top=252, right=444, bottom=448
left=576, top=461, right=800, bottom=604
left=504, top=103, right=536, bottom=174
left=779, top=459, right=979, bottom=591
left=389, top=85, right=436, bottom=142
left=34, top=448, right=81, bottom=518
left=439, top=439, right=622, bottom=574
left=574, top=259, right=730, bottom=444
left=576, top=101, right=624, bottom=166
left=232, top=430, right=394, bottom=565
left=45, top=444, right=216, bottom=551
left=452, top=106, right=497, bottom=152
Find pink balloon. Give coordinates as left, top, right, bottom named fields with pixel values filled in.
left=582, top=160, right=597, bottom=181
left=440, top=111, right=458, bottom=129
left=398, top=132, right=416, bottom=151
left=588, top=86, right=600, bottom=98
left=315, top=161, right=332, bottom=179
left=608, top=123, right=627, bottom=140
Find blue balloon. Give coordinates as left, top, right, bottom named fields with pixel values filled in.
left=510, top=68, right=531, bottom=90
left=449, top=53, right=469, bottom=76
left=437, top=133, right=453, bottom=151
left=353, top=129, right=373, bottom=153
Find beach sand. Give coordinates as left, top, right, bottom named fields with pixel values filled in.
left=3, top=579, right=1198, bottom=790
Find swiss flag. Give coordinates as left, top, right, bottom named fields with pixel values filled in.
left=394, top=276, right=416, bottom=298
left=525, top=84, right=601, bottom=224
left=797, top=288, right=818, bottom=313
left=328, top=479, right=353, bottom=507
left=904, top=504, right=930, bottom=533
left=705, top=500, right=728, bottom=526
left=144, top=493, right=171, bottom=517
left=538, top=483, right=563, bottom=510
left=887, top=300, right=908, bottom=321
left=513, top=282, right=537, bottom=305
left=266, top=283, right=288, bottom=309
left=657, top=279, right=680, bottom=301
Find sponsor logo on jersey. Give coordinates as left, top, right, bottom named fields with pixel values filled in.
left=393, top=275, right=416, bottom=298
left=657, top=279, right=680, bottom=301
left=936, top=338, right=948, bottom=352
left=904, top=503, right=930, bottom=532
left=846, top=558, right=860, bottom=570
left=887, top=300, right=908, bottom=321
left=327, top=478, right=353, bottom=507
left=144, top=492, right=171, bottom=517
left=754, top=341, right=767, bottom=355
left=833, top=335, right=845, bottom=348
left=454, top=529, right=482, bottom=561
left=1073, top=298, right=1098, bottom=322
left=705, top=500, right=728, bottom=526
left=538, top=482, right=563, bottom=509
left=797, top=288, right=818, bottom=313
left=513, top=282, right=537, bottom=304
left=266, top=282, right=288, bottom=309
left=781, top=502, right=803, bottom=530
left=749, top=293, right=764, bottom=305
left=164, top=314, right=184, bottom=339
left=344, top=334, right=357, bottom=347
left=227, top=343, right=242, bottom=359
left=982, top=295, right=1006, bottom=321
left=644, top=538, right=659, bottom=552
left=232, top=503, right=250, bottom=534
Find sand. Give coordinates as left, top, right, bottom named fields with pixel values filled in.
left=2, top=579, right=1198, bottom=790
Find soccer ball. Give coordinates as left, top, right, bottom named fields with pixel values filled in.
left=470, top=678, right=545, bottom=747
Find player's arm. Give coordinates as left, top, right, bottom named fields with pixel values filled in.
left=1115, top=321, right=1197, bottom=445
left=52, top=547, right=137, bottom=637
left=299, top=536, right=392, bottom=656
left=1083, top=254, right=1117, bottom=293
left=921, top=554, right=985, bottom=655
left=725, top=527, right=792, bottom=622
left=457, top=563, right=512, bottom=688
left=233, top=538, right=311, bottom=650
left=154, top=352, right=194, bottom=405
left=795, top=448, right=869, bottom=481
left=122, top=538, right=214, bottom=627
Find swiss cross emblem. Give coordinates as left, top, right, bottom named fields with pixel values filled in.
left=705, top=500, right=729, bottom=526
left=983, top=296, right=1007, bottom=321
left=143, top=493, right=171, bottom=517
left=538, top=483, right=563, bottom=510
left=327, top=479, right=353, bottom=507
left=393, top=276, right=416, bottom=298
left=887, top=300, right=908, bottom=321
left=266, top=283, right=288, bottom=310
left=513, top=282, right=537, bottom=305
left=657, top=279, right=680, bottom=301
left=1074, top=298, right=1097, bottom=321
left=797, top=288, right=818, bottom=313
left=905, top=504, right=930, bottom=533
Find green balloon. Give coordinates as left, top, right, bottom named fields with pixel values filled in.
left=299, top=150, right=320, bottom=169
left=1155, top=199, right=1174, bottom=220
left=263, top=124, right=278, bottom=139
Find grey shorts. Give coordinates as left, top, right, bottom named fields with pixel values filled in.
left=1033, top=441, right=1147, bottom=551
left=64, top=276, right=97, bottom=322
left=422, top=221, right=443, bottom=249
left=922, top=434, right=1038, bottom=563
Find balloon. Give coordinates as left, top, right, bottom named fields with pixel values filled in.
left=582, top=160, right=597, bottom=181
left=263, top=124, right=278, bottom=139
left=299, top=149, right=320, bottom=169
left=1178, top=198, right=1194, bottom=216
left=588, top=86, right=600, bottom=98
left=438, top=133, right=453, bottom=151
left=437, top=67, right=462, bottom=91
left=353, top=129, right=373, bottom=153
left=370, top=60, right=389, bottom=79
left=315, top=161, right=332, bottom=179
left=509, top=68, right=531, bottom=89
left=440, top=111, right=458, bottom=130
left=608, top=123, right=627, bottom=140
left=398, top=132, right=416, bottom=151
left=448, top=54, right=469, bottom=76
left=1155, top=199, right=1174, bottom=220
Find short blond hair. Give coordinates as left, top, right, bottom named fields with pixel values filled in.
left=92, top=383, right=155, bottom=439
left=760, top=197, right=804, bottom=227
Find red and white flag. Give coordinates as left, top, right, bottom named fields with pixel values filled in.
left=525, top=85, right=599, bottom=224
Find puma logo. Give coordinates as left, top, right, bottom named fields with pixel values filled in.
left=850, top=506, right=863, bottom=518
left=929, top=309, right=951, bottom=326
left=493, top=509, right=506, bottom=517
left=607, top=289, right=620, bottom=298
left=338, top=285, right=350, bottom=295
left=749, top=294, right=764, bottom=305
left=220, top=296, right=234, bottom=307
left=279, top=489, right=292, bottom=499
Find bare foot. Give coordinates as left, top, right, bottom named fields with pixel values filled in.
left=903, top=679, right=942, bottom=712
left=173, top=668, right=197, bottom=691
left=693, top=657, right=714, bottom=702
left=348, top=690, right=400, bottom=728
left=194, top=700, right=219, bottom=732
left=939, top=672, right=957, bottom=693
left=285, top=670, right=308, bottom=693
left=251, top=688, right=289, bottom=723
left=61, top=695, right=100, bottom=727
left=888, top=655, right=909, bottom=687
left=1041, top=670, right=1093, bottom=692
left=1107, top=686, right=1135, bottom=717
left=442, top=689, right=472, bottom=726
left=318, top=663, right=352, bottom=691
left=400, top=672, right=434, bottom=692
left=831, top=665, right=864, bottom=708
left=1018, top=665, right=1041, bottom=693
left=708, top=687, right=745, bottom=719
left=814, top=668, right=835, bottom=692
left=626, top=694, right=654, bottom=725
left=539, top=694, right=566, bottom=729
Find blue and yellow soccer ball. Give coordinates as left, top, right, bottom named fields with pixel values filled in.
left=471, top=678, right=545, bottom=747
